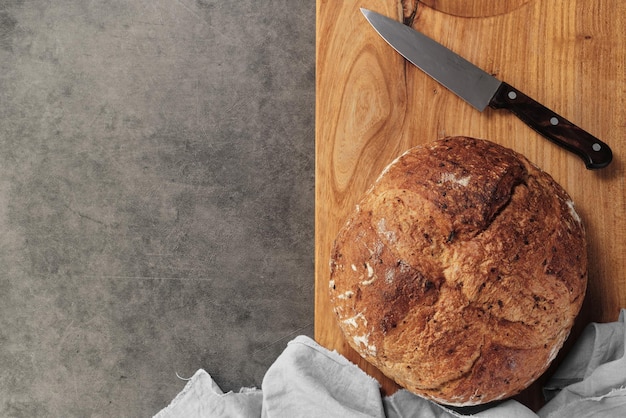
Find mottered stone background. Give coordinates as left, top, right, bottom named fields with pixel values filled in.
left=0, top=1, right=315, bottom=416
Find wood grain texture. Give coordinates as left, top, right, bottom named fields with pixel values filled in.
left=419, top=0, right=531, bottom=17
left=316, top=0, right=626, bottom=410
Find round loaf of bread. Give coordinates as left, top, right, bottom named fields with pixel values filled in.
left=329, top=136, right=587, bottom=406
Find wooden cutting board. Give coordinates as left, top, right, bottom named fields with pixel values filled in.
left=315, top=0, right=626, bottom=411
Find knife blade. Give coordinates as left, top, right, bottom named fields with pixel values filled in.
left=361, top=8, right=613, bottom=169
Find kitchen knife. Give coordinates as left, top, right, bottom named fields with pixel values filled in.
left=361, top=8, right=613, bottom=169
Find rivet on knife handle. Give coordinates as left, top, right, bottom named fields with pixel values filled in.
left=489, top=82, right=613, bottom=169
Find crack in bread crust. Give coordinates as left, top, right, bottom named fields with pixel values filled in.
left=329, top=137, right=587, bottom=406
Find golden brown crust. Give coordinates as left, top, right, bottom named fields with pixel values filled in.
left=329, top=137, right=587, bottom=406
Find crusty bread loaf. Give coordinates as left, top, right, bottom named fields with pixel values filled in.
left=329, top=136, right=587, bottom=406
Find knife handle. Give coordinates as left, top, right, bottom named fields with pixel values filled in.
left=489, top=82, right=612, bottom=169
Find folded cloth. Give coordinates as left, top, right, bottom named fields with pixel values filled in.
left=538, top=309, right=626, bottom=418
left=152, top=370, right=262, bottom=417
left=155, top=310, right=626, bottom=418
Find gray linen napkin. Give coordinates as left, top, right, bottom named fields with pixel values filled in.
left=155, top=310, right=626, bottom=417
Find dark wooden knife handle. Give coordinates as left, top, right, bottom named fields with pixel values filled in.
left=489, top=82, right=612, bottom=169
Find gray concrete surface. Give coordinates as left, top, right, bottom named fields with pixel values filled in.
left=0, top=0, right=315, bottom=416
